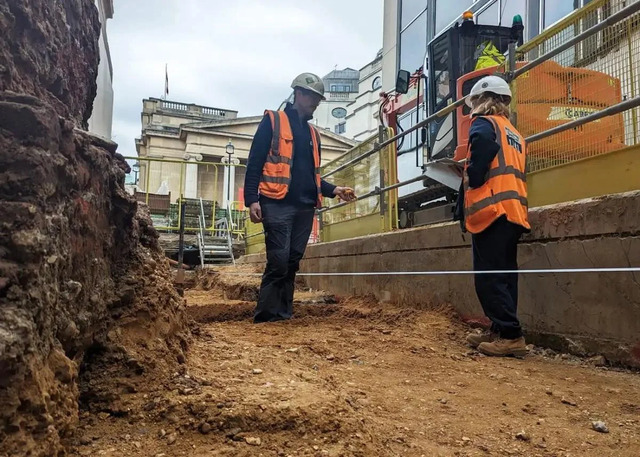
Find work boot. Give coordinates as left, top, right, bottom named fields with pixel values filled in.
left=466, top=330, right=499, bottom=349
left=478, top=337, right=528, bottom=357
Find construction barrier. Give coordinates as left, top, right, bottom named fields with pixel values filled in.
left=123, top=156, right=247, bottom=238
left=319, top=127, right=398, bottom=243
left=513, top=0, right=639, bottom=172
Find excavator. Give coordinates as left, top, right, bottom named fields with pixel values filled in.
left=382, top=10, right=624, bottom=229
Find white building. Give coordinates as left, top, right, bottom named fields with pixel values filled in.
left=310, top=68, right=360, bottom=136
left=344, top=50, right=383, bottom=141
left=87, top=0, right=114, bottom=139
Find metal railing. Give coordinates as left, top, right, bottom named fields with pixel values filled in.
left=319, top=127, right=398, bottom=242
left=124, top=156, right=248, bottom=238
left=512, top=0, right=640, bottom=171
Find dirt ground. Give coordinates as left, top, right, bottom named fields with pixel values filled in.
left=69, top=265, right=640, bottom=457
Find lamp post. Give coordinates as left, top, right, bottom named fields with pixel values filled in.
left=132, top=162, right=140, bottom=186
left=225, top=140, right=235, bottom=210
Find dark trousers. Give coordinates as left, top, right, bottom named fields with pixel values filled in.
left=254, top=200, right=315, bottom=323
left=471, top=216, right=524, bottom=339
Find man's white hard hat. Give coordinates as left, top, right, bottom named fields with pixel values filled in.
left=291, top=72, right=326, bottom=100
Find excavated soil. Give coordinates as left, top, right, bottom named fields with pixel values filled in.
left=68, top=265, right=640, bottom=457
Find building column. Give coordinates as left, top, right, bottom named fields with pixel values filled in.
left=221, top=156, right=240, bottom=210
left=183, top=153, right=201, bottom=199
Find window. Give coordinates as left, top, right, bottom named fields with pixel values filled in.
left=543, top=0, right=579, bottom=29
left=399, top=9, right=428, bottom=73
left=435, top=0, right=474, bottom=34
left=372, top=76, right=382, bottom=91
left=540, top=1, right=593, bottom=65
left=329, top=84, right=352, bottom=93
left=335, top=122, right=346, bottom=134
left=401, top=0, right=428, bottom=29
left=477, top=1, right=500, bottom=25
left=332, top=107, right=347, bottom=119
left=431, top=35, right=450, bottom=109
left=498, top=0, right=527, bottom=27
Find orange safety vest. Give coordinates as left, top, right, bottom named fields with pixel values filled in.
left=258, top=110, right=323, bottom=207
left=464, top=115, right=530, bottom=234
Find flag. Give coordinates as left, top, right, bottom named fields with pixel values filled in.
left=164, top=64, right=169, bottom=98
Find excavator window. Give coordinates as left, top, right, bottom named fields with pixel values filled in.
left=431, top=34, right=451, bottom=110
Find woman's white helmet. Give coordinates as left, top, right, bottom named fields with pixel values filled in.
left=466, top=75, right=512, bottom=107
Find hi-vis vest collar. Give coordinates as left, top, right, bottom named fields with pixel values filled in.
left=463, top=115, right=529, bottom=234
left=259, top=110, right=323, bottom=207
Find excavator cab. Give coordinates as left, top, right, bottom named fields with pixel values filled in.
left=426, top=15, right=522, bottom=161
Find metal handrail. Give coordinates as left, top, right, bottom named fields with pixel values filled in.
left=319, top=175, right=427, bottom=214
left=322, top=97, right=467, bottom=179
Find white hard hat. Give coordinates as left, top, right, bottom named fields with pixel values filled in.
left=291, top=72, right=326, bottom=100
left=466, top=75, right=512, bottom=107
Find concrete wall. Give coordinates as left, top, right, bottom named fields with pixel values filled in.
left=241, top=191, right=640, bottom=367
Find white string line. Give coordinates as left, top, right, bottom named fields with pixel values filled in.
left=226, top=267, right=640, bottom=276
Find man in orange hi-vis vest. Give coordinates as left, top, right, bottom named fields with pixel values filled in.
left=457, top=75, right=530, bottom=357
left=244, top=73, right=356, bottom=323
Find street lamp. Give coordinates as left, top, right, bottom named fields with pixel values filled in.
left=225, top=140, right=235, bottom=209
left=132, top=162, right=140, bottom=186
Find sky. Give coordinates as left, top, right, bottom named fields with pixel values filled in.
left=109, top=0, right=384, bottom=156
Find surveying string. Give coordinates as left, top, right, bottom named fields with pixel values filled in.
left=226, top=267, right=640, bottom=276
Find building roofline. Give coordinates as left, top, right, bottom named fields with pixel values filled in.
left=182, top=115, right=264, bottom=130
left=145, top=97, right=239, bottom=115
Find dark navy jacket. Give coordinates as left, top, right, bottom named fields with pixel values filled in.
left=244, top=104, right=336, bottom=207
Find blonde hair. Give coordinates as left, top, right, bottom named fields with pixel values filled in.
left=470, top=92, right=511, bottom=117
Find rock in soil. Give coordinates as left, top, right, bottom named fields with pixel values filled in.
left=592, top=421, right=609, bottom=433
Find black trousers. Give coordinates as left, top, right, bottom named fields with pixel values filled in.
left=471, top=216, right=524, bottom=339
left=254, top=200, right=315, bottom=323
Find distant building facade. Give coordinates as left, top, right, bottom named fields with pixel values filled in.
left=345, top=50, right=383, bottom=141
left=135, top=98, right=356, bottom=207
left=87, top=0, right=114, bottom=139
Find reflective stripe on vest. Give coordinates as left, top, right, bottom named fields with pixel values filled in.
left=258, top=110, right=323, bottom=207
left=463, top=115, right=530, bottom=234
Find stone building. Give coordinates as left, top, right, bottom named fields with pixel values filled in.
left=135, top=98, right=357, bottom=209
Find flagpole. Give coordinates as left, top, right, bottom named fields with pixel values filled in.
left=163, top=63, right=169, bottom=100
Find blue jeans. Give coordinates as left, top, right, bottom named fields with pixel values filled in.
left=254, top=200, right=315, bottom=323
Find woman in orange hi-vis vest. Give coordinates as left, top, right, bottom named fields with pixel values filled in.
left=244, top=73, right=356, bottom=324
left=460, top=76, right=530, bottom=358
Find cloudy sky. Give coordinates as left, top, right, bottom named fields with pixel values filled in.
left=109, top=0, right=384, bottom=156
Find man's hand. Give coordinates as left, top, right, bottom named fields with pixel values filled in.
left=333, top=186, right=357, bottom=202
left=249, top=202, right=263, bottom=223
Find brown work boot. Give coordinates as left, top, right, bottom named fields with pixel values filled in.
left=466, top=330, right=498, bottom=349
left=478, top=337, right=528, bottom=357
